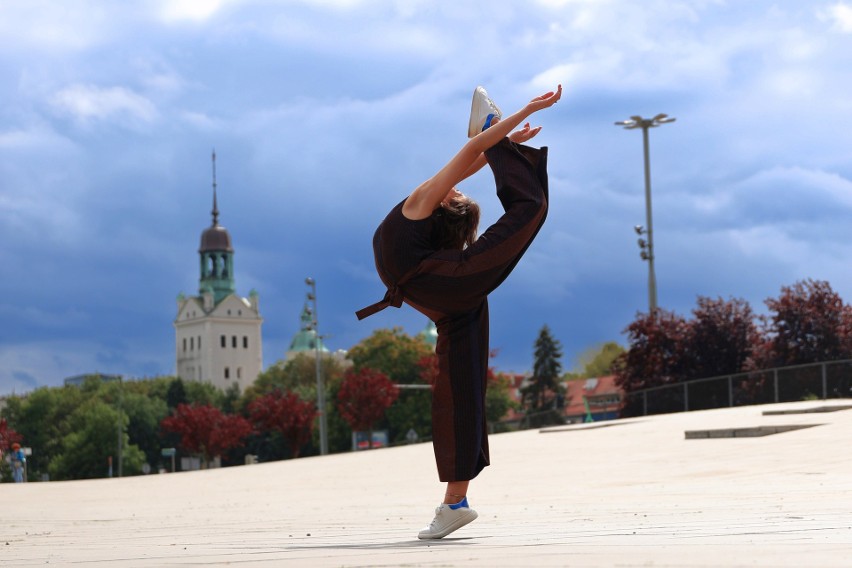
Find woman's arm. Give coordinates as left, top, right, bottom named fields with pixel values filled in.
left=403, top=85, right=562, bottom=220
left=454, top=122, right=546, bottom=184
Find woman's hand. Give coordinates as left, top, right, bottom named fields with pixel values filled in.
left=509, top=122, right=542, bottom=144
left=527, top=84, right=562, bottom=113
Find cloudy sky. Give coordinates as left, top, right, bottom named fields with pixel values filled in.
left=2, top=0, right=852, bottom=394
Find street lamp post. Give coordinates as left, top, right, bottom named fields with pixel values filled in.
left=305, top=277, right=329, bottom=455
left=615, top=113, right=676, bottom=316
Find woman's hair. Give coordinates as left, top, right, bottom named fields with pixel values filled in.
left=432, top=194, right=480, bottom=250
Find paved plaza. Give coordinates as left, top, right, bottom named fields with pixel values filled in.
left=3, top=399, right=852, bottom=567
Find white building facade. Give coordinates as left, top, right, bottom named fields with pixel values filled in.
left=174, top=158, right=263, bottom=391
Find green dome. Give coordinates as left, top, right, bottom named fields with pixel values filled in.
left=417, top=319, right=438, bottom=347
left=289, top=304, right=329, bottom=353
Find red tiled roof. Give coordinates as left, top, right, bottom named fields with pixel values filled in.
left=562, top=375, right=623, bottom=418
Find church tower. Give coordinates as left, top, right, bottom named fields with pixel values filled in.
left=174, top=152, right=263, bottom=391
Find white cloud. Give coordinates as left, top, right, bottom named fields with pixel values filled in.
left=50, top=84, right=158, bottom=125
left=157, top=0, right=240, bottom=23
left=822, top=2, right=852, bottom=32
left=0, top=1, right=113, bottom=52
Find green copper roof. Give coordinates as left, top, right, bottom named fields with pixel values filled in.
left=417, top=319, right=438, bottom=346
left=289, top=304, right=329, bottom=352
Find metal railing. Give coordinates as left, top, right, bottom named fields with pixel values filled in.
left=622, top=359, right=852, bottom=417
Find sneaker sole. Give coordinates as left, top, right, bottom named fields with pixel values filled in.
left=468, top=90, right=486, bottom=138
left=417, top=509, right=478, bottom=540
left=467, top=87, right=500, bottom=139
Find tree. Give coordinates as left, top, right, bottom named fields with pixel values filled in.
left=166, top=378, right=188, bottom=410
left=347, top=328, right=433, bottom=444
left=0, top=418, right=23, bottom=482
left=248, top=391, right=317, bottom=459
left=1, top=385, right=87, bottom=481
left=614, top=309, right=690, bottom=417
left=522, top=325, right=565, bottom=414
left=687, top=296, right=759, bottom=380
left=347, top=328, right=433, bottom=384
left=161, top=404, right=252, bottom=468
left=573, top=342, right=626, bottom=379
left=50, top=399, right=146, bottom=480
left=121, top=391, right=169, bottom=472
left=337, top=368, right=399, bottom=449
left=485, top=370, right=518, bottom=430
left=755, top=279, right=852, bottom=367
left=243, top=354, right=349, bottom=454
left=0, top=418, right=22, bottom=452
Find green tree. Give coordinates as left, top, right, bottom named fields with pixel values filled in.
left=50, top=399, right=145, bottom=480
left=522, top=325, right=565, bottom=414
left=184, top=380, right=223, bottom=407
left=1, top=385, right=86, bottom=481
left=485, top=371, right=518, bottom=431
left=348, top=328, right=433, bottom=384
left=574, top=342, right=625, bottom=379
left=166, top=378, right=188, bottom=410
left=121, top=391, right=169, bottom=471
left=348, top=328, right=434, bottom=444
left=245, top=354, right=339, bottom=402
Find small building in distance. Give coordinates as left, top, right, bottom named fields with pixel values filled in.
left=63, top=373, right=124, bottom=388
left=562, top=376, right=623, bottom=423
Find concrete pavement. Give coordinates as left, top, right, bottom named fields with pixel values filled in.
left=3, top=399, right=851, bottom=567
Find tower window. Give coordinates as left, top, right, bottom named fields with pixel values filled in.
left=243, top=336, right=248, bottom=349
left=228, top=310, right=231, bottom=316
left=221, top=335, right=226, bottom=348
left=198, top=336, right=201, bottom=350
left=232, top=335, right=237, bottom=348
left=224, top=367, right=230, bottom=379
left=237, top=367, right=242, bottom=379
left=190, top=337, right=194, bottom=351
left=183, top=338, right=186, bottom=352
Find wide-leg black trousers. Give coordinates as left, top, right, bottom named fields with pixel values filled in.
left=360, top=139, right=549, bottom=481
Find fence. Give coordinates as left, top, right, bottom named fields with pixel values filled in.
left=622, top=359, right=852, bottom=417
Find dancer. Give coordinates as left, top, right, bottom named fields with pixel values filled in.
left=357, top=84, right=562, bottom=539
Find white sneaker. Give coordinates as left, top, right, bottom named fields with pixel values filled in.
left=417, top=498, right=478, bottom=539
left=467, top=86, right=502, bottom=138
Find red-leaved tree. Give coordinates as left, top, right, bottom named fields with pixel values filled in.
left=161, top=404, right=252, bottom=468
left=687, top=296, right=760, bottom=380
left=417, top=353, right=439, bottom=386
left=614, top=309, right=690, bottom=417
left=248, top=391, right=317, bottom=459
left=754, top=279, right=852, bottom=368
left=0, top=418, right=22, bottom=453
left=337, top=367, right=399, bottom=449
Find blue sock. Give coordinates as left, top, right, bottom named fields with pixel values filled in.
left=482, top=114, right=495, bottom=132
left=448, top=496, right=469, bottom=510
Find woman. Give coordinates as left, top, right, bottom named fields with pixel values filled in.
left=357, top=84, right=562, bottom=539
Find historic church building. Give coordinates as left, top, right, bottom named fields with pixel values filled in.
left=174, top=155, right=263, bottom=391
